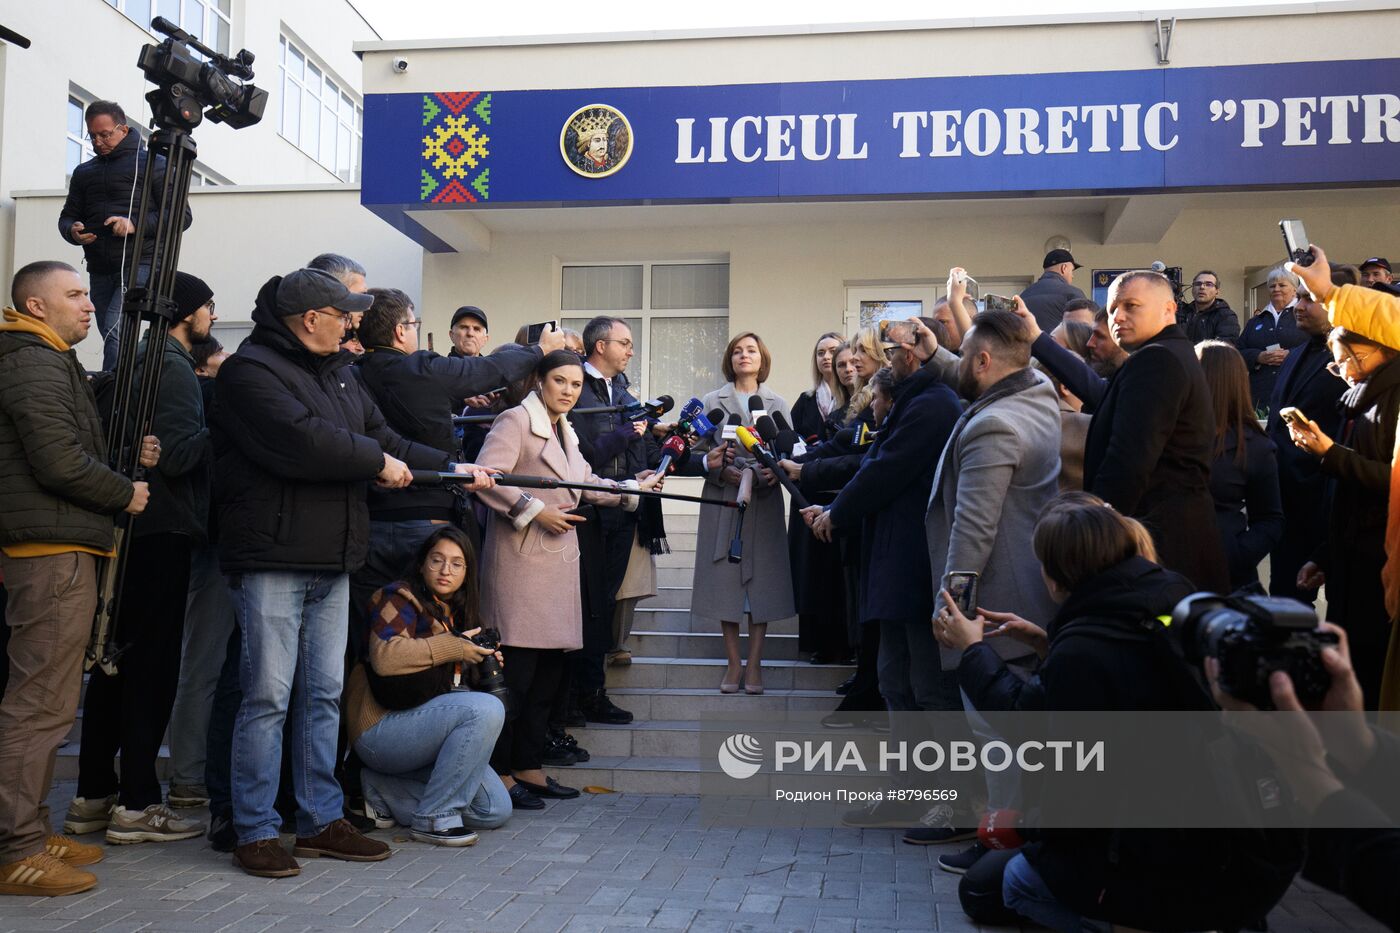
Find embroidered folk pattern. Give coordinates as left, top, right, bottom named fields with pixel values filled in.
left=420, top=92, right=492, bottom=204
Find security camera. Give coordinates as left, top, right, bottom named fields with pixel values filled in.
left=391, top=57, right=408, bottom=74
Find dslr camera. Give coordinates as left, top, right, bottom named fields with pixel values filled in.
left=461, top=627, right=511, bottom=713
left=1173, top=592, right=1339, bottom=709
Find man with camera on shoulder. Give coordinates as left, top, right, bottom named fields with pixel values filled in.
left=0, top=261, right=153, bottom=896
left=212, top=267, right=494, bottom=879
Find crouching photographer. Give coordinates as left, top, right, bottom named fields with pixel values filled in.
left=934, top=492, right=1299, bottom=932
left=1209, top=624, right=1400, bottom=930
left=345, top=526, right=511, bottom=847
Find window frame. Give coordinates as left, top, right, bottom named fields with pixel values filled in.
left=66, top=94, right=96, bottom=181
left=106, top=0, right=231, bottom=55
left=561, top=261, right=730, bottom=403
left=278, top=32, right=364, bottom=182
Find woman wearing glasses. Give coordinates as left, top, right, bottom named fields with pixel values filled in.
left=1287, top=327, right=1400, bottom=707
left=344, top=526, right=511, bottom=847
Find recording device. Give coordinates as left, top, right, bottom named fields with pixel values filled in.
left=729, top=468, right=755, bottom=564
left=461, top=627, right=511, bottom=712
left=88, top=15, right=266, bottom=676
left=984, top=294, right=1016, bottom=313
left=140, top=17, right=266, bottom=130
left=571, top=395, right=674, bottom=420
left=735, top=425, right=811, bottom=509
left=1280, top=219, right=1316, bottom=268
left=1172, top=592, right=1338, bottom=710
left=655, top=433, right=688, bottom=477
left=525, top=320, right=556, bottom=343
left=746, top=394, right=768, bottom=425
left=853, top=423, right=878, bottom=448
left=770, top=412, right=802, bottom=458
left=721, top=411, right=742, bottom=441
left=943, top=571, right=980, bottom=615
left=678, top=398, right=718, bottom=439
left=1278, top=406, right=1309, bottom=429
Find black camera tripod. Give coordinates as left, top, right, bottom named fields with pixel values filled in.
left=86, top=17, right=266, bottom=674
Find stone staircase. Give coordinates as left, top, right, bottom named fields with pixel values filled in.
left=55, top=482, right=853, bottom=795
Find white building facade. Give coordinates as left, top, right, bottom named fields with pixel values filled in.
left=355, top=4, right=1400, bottom=406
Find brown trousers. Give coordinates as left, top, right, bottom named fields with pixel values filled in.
left=0, top=551, right=97, bottom=862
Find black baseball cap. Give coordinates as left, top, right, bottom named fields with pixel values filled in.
left=1360, top=257, right=1392, bottom=273
left=1043, top=249, right=1082, bottom=270
left=451, top=306, right=489, bottom=329
left=276, top=268, right=373, bottom=316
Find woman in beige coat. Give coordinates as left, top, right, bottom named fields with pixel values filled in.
left=475, top=350, right=659, bottom=808
left=690, top=333, right=796, bottom=694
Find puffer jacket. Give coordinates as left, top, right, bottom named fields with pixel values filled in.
left=57, top=131, right=193, bottom=275
left=0, top=309, right=133, bottom=550
left=212, top=277, right=450, bottom=574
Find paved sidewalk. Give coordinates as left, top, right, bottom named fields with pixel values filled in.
left=0, top=782, right=1379, bottom=932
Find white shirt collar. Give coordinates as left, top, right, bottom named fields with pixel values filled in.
left=583, top=361, right=612, bottom=403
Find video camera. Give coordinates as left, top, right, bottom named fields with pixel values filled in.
left=139, top=16, right=267, bottom=131
left=1173, top=592, right=1339, bottom=709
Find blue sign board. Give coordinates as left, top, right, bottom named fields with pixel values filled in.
left=362, top=58, right=1400, bottom=247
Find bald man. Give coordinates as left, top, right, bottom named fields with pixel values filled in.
left=1082, top=271, right=1228, bottom=593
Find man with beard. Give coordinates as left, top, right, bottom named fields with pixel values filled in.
left=67, top=273, right=217, bottom=845
left=924, top=307, right=1061, bottom=864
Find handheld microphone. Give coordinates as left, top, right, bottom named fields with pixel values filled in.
left=728, top=467, right=755, bottom=564
left=978, top=809, right=1025, bottom=851
left=769, top=412, right=801, bottom=459
left=854, top=423, right=878, bottom=448
left=746, top=394, right=767, bottom=423
left=656, top=433, right=688, bottom=477
left=721, top=411, right=742, bottom=442
left=679, top=398, right=718, bottom=438
left=735, top=426, right=811, bottom=509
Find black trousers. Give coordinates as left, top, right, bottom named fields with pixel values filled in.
left=574, top=506, right=634, bottom=695
left=492, top=646, right=565, bottom=774
left=835, top=621, right=885, bottom=713
left=78, top=532, right=192, bottom=810
left=1270, top=513, right=1321, bottom=605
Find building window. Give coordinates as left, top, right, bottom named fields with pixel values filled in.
left=107, top=0, right=230, bottom=54
left=278, top=33, right=362, bottom=181
left=66, top=96, right=95, bottom=179
left=562, top=263, right=730, bottom=405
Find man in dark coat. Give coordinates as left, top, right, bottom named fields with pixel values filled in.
left=1265, top=291, right=1346, bottom=603
left=212, top=268, right=491, bottom=879
left=1176, top=270, right=1241, bottom=343
left=1082, top=271, right=1229, bottom=592
left=567, top=316, right=659, bottom=724
left=57, top=101, right=192, bottom=371
left=0, top=261, right=146, bottom=895
left=1018, top=249, right=1087, bottom=334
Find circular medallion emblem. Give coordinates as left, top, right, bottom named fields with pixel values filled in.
left=561, top=104, right=633, bottom=179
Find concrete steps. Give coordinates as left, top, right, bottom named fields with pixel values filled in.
left=632, top=608, right=800, bottom=636
left=605, top=656, right=849, bottom=690
left=625, top=630, right=804, bottom=661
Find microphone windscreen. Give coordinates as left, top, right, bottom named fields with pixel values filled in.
left=661, top=434, right=687, bottom=455
left=774, top=430, right=799, bottom=458
left=653, top=395, right=675, bottom=414
left=724, top=412, right=742, bottom=425
left=772, top=412, right=792, bottom=433
left=754, top=415, right=778, bottom=444
left=746, top=395, right=765, bottom=413
left=735, top=426, right=759, bottom=451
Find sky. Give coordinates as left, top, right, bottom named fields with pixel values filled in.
left=351, top=0, right=1327, bottom=41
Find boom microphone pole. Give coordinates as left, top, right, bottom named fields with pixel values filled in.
left=409, top=471, right=740, bottom=509
left=87, top=17, right=266, bottom=675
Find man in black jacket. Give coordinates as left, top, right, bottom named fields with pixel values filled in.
left=0, top=261, right=149, bottom=895
left=567, top=317, right=657, bottom=724
left=70, top=273, right=217, bottom=846
left=1265, top=290, right=1346, bottom=603
left=57, top=101, right=192, bottom=371
left=1018, top=249, right=1087, bottom=333
left=351, top=288, right=542, bottom=636
left=1083, top=271, right=1228, bottom=592
left=213, top=268, right=491, bottom=879
left=1176, top=270, right=1241, bottom=343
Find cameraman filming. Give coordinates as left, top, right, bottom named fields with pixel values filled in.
left=0, top=261, right=152, bottom=896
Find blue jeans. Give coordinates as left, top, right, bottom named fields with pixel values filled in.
left=89, top=263, right=148, bottom=372
left=1003, top=854, right=1111, bottom=933
left=356, top=691, right=510, bottom=833
left=230, top=571, right=349, bottom=845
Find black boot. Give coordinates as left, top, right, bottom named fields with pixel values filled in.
left=579, top=689, right=633, bottom=724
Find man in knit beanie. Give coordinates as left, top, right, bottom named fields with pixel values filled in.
left=66, top=271, right=217, bottom=846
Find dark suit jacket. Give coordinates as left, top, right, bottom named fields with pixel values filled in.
left=828, top=367, right=961, bottom=623
left=1265, top=335, right=1347, bottom=498
left=1209, top=428, right=1284, bottom=590
left=1084, top=324, right=1228, bottom=592
left=1020, top=270, right=1088, bottom=333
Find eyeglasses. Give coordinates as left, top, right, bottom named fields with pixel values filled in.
left=1192, top=281, right=1218, bottom=289
left=1327, top=348, right=1374, bottom=377
left=601, top=338, right=634, bottom=349
left=882, top=345, right=902, bottom=361
left=84, top=127, right=126, bottom=142
left=400, top=319, right=422, bottom=329
left=426, top=555, right=467, bottom=574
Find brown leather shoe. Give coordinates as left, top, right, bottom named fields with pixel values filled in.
left=293, top=818, right=390, bottom=862
left=233, top=839, right=301, bottom=878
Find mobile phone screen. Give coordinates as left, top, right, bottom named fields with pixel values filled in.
left=944, top=572, right=979, bottom=615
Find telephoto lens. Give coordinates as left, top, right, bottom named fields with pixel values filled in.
left=466, top=628, right=512, bottom=713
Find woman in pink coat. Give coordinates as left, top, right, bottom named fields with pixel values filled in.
left=475, top=350, right=660, bottom=809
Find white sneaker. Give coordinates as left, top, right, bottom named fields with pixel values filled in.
left=63, top=795, right=117, bottom=835
left=105, top=805, right=204, bottom=844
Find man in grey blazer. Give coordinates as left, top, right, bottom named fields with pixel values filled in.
left=923, top=308, right=1062, bottom=856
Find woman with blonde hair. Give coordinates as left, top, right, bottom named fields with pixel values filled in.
left=842, top=326, right=887, bottom=425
